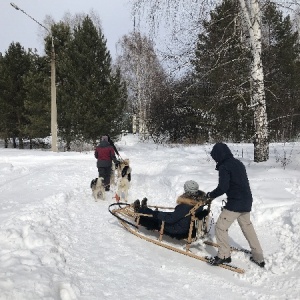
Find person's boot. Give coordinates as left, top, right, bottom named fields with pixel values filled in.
left=141, top=197, right=148, bottom=208
left=209, top=256, right=232, bottom=266
left=250, top=257, right=265, bottom=268
left=133, top=199, right=140, bottom=212
left=105, top=184, right=110, bottom=191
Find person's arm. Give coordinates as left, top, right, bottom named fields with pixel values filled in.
left=110, top=148, right=118, bottom=164
left=208, top=166, right=230, bottom=199
left=112, top=144, right=120, bottom=157
left=107, top=135, right=120, bottom=157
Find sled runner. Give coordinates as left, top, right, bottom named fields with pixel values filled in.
left=109, top=201, right=245, bottom=274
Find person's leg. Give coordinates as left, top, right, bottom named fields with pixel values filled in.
left=237, top=212, right=264, bottom=262
left=139, top=207, right=161, bottom=230
left=215, top=209, right=240, bottom=258
left=98, top=167, right=105, bottom=179
left=97, top=167, right=109, bottom=190
left=103, top=166, right=111, bottom=190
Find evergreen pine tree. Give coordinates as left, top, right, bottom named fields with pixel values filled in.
left=48, top=21, right=77, bottom=149
left=69, top=16, right=126, bottom=145
left=262, top=2, right=300, bottom=141
left=192, top=0, right=252, bottom=142
left=0, top=43, right=31, bottom=148
left=23, top=51, right=51, bottom=146
left=0, top=53, right=8, bottom=145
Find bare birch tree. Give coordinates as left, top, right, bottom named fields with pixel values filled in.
left=116, top=32, right=168, bottom=138
left=238, top=0, right=268, bottom=161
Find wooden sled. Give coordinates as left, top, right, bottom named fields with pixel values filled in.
left=109, top=201, right=245, bottom=274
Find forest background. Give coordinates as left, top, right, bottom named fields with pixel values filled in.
left=0, top=0, right=300, bottom=161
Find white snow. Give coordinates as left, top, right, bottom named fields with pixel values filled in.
left=0, top=134, right=299, bottom=300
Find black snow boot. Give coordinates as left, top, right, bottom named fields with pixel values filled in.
left=209, top=256, right=232, bottom=266
left=133, top=199, right=140, bottom=212
left=141, top=197, right=148, bottom=208
left=250, top=257, right=265, bottom=268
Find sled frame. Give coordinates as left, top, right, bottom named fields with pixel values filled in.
left=109, top=202, right=245, bottom=273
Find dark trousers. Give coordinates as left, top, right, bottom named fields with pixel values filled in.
left=138, top=207, right=161, bottom=230
left=98, top=166, right=111, bottom=186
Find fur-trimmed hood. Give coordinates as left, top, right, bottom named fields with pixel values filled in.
left=176, top=190, right=206, bottom=206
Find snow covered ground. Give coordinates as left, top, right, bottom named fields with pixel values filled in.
left=0, top=134, right=299, bottom=300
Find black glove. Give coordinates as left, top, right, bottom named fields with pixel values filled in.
left=206, top=192, right=214, bottom=200
left=195, top=209, right=209, bottom=220
left=115, top=160, right=120, bottom=168
left=204, top=193, right=214, bottom=206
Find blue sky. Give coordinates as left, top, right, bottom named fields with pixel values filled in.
left=0, top=0, right=133, bottom=59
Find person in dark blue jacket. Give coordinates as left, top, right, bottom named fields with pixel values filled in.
left=206, top=142, right=265, bottom=267
left=133, top=180, right=209, bottom=239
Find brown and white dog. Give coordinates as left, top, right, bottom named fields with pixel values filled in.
left=116, top=159, right=132, bottom=202
left=90, top=177, right=106, bottom=201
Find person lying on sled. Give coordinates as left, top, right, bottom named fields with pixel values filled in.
left=132, top=180, right=209, bottom=239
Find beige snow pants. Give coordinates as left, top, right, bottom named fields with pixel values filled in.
left=215, top=208, right=264, bottom=262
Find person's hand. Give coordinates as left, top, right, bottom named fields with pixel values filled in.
left=206, top=192, right=212, bottom=199
left=195, top=209, right=209, bottom=220
left=204, top=192, right=213, bottom=204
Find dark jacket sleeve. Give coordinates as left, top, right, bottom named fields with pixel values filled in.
left=110, top=148, right=118, bottom=164
left=107, top=135, right=120, bottom=157
left=209, top=165, right=230, bottom=199
left=112, top=144, right=120, bottom=157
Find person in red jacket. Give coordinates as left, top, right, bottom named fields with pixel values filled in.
left=94, top=135, right=119, bottom=191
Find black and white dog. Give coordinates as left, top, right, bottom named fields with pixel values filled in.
left=90, top=177, right=106, bottom=201
left=116, top=159, right=132, bottom=202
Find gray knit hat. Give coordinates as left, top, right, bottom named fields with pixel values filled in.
left=184, top=180, right=199, bottom=195
left=101, top=135, right=108, bottom=141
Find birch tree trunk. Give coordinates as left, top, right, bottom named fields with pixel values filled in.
left=239, top=0, right=269, bottom=162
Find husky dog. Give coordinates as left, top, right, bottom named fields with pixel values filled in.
left=116, top=159, right=132, bottom=202
left=116, top=158, right=130, bottom=178
left=90, top=177, right=106, bottom=201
